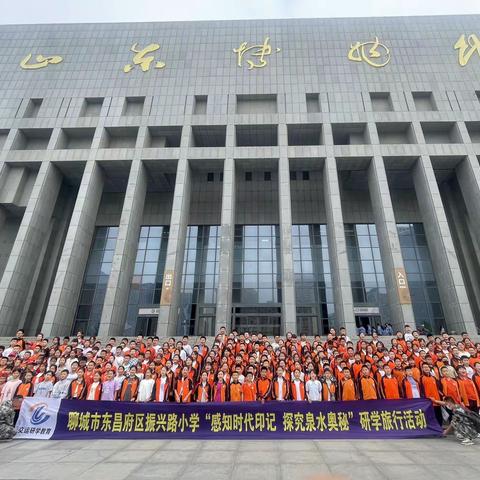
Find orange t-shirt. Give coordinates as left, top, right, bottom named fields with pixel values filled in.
left=359, top=377, right=377, bottom=400
left=340, top=378, right=356, bottom=401
left=242, top=382, right=257, bottom=401
left=382, top=376, right=401, bottom=399
left=229, top=383, right=243, bottom=402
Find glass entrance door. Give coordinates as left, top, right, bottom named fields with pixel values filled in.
left=135, top=316, right=157, bottom=336
left=233, top=314, right=281, bottom=335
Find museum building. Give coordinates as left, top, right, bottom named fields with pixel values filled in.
left=0, top=15, right=479, bottom=338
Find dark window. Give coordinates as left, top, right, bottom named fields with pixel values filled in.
left=245, top=171, right=252, bottom=182
left=264, top=171, right=271, bottom=181
left=207, top=172, right=214, bottom=182
left=290, top=171, right=297, bottom=181
left=302, top=171, right=310, bottom=181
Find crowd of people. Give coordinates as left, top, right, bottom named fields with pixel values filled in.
left=1, top=325, right=480, bottom=442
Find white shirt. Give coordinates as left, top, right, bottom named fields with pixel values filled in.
left=306, top=379, right=322, bottom=401
left=137, top=378, right=155, bottom=402
left=158, top=377, right=167, bottom=402
left=276, top=377, right=285, bottom=400
left=87, top=382, right=100, bottom=400
left=293, top=380, right=303, bottom=400
left=407, top=377, right=421, bottom=398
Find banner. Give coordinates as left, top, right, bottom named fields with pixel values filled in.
left=15, top=397, right=441, bottom=440
left=15, top=397, right=61, bottom=439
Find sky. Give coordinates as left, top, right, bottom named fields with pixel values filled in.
left=0, top=0, right=479, bottom=24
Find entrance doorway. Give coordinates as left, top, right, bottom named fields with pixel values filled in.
left=355, top=315, right=381, bottom=333
left=232, top=306, right=282, bottom=336
left=135, top=316, right=157, bottom=336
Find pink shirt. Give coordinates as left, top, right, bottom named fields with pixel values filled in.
left=0, top=379, right=22, bottom=402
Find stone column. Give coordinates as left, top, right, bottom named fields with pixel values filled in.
left=156, top=156, right=192, bottom=337
left=455, top=154, right=480, bottom=247
left=412, top=155, right=476, bottom=336
left=42, top=160, right=104, bottom=337
left=367, top=155, right=416, bottom=331
left=278, top=125, right=296, bottom=334
left=215, top=157, right=236, bottom=333
left=323, top=156, right=356, bottom=338
left=0, top=161, right=63, bottom=335
left=98, top=159, right=148, bottom=337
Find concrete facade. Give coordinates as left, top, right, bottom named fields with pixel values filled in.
left=0, top=16, right=480, bottom=336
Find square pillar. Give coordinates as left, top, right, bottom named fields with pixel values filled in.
left=323, top=157, right=356, bottom=338
left=413, top=155, right=476, bottom=336
left=157, top=157, right=192, bottom=337
left=0, top=161, right=63, bottom=335
left=455, top=154, right=480, bottom=246
left=367, top=155, right=416, bottom=331
left=215, top=157, right=236, bottom=333
left=98, top=159, right=148, bottom=337
left=42, top=160, right=104, bottom=337
left=278, top=125, right=296, bottom=334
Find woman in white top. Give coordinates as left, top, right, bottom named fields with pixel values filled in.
left=306, top=371, right=322, bottom=402
left=86, top=371, right=102, bottom=400
left=137, top=369, right=155, bottom=402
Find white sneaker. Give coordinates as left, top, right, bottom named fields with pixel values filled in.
left=461, top=439, right=474, bottom=446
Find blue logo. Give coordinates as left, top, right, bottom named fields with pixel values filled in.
left=30, top=404, right=50, bottom=425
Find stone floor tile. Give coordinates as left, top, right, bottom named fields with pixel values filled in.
left=195, top=449, right=236, bottom=463
left=126, top=463, right=184, bottom=480
left=232, top=464, right=280, bottom=480
left=105, top=449, right=156, bottom=463
left=182, top=463, right=234, bottom=480
left=280, top=463, right=331, bottom=480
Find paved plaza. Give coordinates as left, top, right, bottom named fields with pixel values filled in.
left=0, top=437, right=479, bottom=480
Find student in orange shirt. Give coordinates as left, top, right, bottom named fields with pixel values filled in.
left=291, top=369, right=306, bottom=401
left=402, top=366, right=421, bottom=399
left=175, top=367, right=194, bottom=403
left=242, top=371, right=257, bottom=401
left=381, top=365, right=401, bottom=399
left=272, top=366, right=289, bottom=401
left=440, top=366, right=462, bottom=405
left=229, top=371, right=243, bottom=401
left=357, top=366, right=378, bottom=400
left=339, top=368, right=357, bottom=401
left=195, top=371, right=211, bottom=403
left=256, top=367, right=272, bottom=403
left=473, top=361, right=480, bottom=397
left=457, top=366, right=480, bottom=411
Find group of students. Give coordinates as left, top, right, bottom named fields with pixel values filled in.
left=1, top=326, right=480, bottom=408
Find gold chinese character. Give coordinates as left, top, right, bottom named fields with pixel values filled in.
left=305, top=412, right=316, bottom=432
left=454, top=34, right=480, bottom=66
left=283, top=412, right=294, bottom=432
left=189, top=413, right=200, bottom=433
left=254, top=413, right=266, bottom=431
left=123, top=43, right=166, bottom=73
left=222, top=413, right=233, bottom=432
left=348, top=37, right=391, bottom=68
left=210, top=413, right=222, bottom=433
left=265, top=413, right=277, bottom=432
left=359, top=411, right=371, bottom=431
left=122, top=413, right=135, bottom=432
left=145, top=413, right=156, bottom=433
left=233, top=37, right=281, bottom=70
left=67, top=411, right=80, bottom=431
left=90, top=412, right=102, bottom=431
left=20, top=53, right=63, bottom=70
left=101, top=412, right=112, bottom=431
left=134, top=413, right=145, bottom=432
left=79, top=412, right=91, bottom=431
